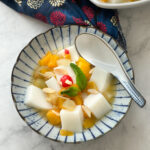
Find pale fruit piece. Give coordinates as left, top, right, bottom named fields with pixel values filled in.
left=33, top=78, right=46, bottom=89
left=57, top=95, right=70, bottom=100
left=68, top=45, right=79, bottom=62
left=54, top=66, right=67, bottom=82
left=54, top=66, right=76, bottom=84
left=84, top=93, right=112, bottom=119
left=60, top=106, right=83, bottom=132
left=45, top=76, right=61, bottom=91
left=57, top=59, right=71, bottom=66
left=90, top=67, right=112, bottom=92
left=54, top=66, right=68, bottom=75
left=43, top=88, right=58, bottom=105
left=24, top=85, right=52, bottom=110
left=57, top=46, right=79, bottom=62
left=62, top=99, right=76, bottom=110
left=46, top=93, right=58, bottom=105
left=40, top=72, right=55, bottom=79
left=57, top=49, right=65, bottom=57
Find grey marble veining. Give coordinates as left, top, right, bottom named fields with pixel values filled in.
left=0, top=2, right=150, bottom=150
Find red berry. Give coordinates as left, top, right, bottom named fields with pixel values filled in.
left=60, top=75, right=73, bottom=87
left=64, top=49, right=70, bottom=54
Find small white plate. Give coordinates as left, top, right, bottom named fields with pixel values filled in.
left=90, top=0, right=150, bottom=9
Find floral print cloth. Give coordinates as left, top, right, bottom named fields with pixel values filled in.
left=1, top=0, right=126, bottom=49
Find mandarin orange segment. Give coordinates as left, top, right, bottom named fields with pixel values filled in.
left=77, top=57, right=90, bottom=66
left=60, top=129, right=73, bottom=136
left=78, top=62, right=91, bottom=79
left=39, top=51, right=52, bottom=66
left=76, top=57, right=91, bottom=79
left=48, top=54, right=59, bottom=68
left=46, top=109, right=61, bottom=126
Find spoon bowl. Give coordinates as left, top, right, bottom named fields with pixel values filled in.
left=75, top=33, right=146, bottom=108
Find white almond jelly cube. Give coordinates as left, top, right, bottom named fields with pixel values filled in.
left=60, top=106, right=83, bottom=132
left=24, top=85, right=52, bottom=110
left=84, top=93, right=112, bottom=119
left=90, top=67, right=112, bottom=92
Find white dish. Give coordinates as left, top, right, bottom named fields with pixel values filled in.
left=11, top=25, right=134, bottom=143
left=90, top=0, right=150, bottom=9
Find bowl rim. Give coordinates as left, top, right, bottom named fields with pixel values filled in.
left=11, top=25, right=134, bottom=143
left=90, top=0, right=150, bottom=9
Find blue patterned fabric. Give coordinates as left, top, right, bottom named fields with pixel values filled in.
left=1, top=0, right=126, bottom=49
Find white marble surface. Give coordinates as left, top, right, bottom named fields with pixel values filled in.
left=0, top=2, right=150, bottom=150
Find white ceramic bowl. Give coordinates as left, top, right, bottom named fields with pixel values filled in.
left=90, top=0, right=150, bottom=9
left=11, top=25, right=134, bottom=143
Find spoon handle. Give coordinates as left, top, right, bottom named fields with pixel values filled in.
left=120, top=79, right=146, bottom=107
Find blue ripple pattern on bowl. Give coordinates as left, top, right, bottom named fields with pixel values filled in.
left=11, top=25, right=133, bottom=143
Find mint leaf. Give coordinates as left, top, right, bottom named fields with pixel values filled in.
left=61, top=86, right=80, bottom=97
left=70, top=63, right=87, bottom=91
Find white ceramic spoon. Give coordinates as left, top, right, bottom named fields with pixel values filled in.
left=75, top=33, right=146, bottom=108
